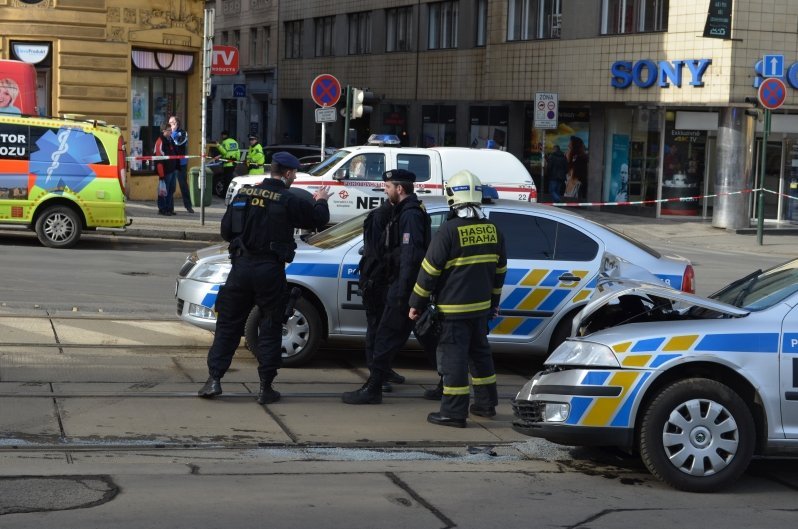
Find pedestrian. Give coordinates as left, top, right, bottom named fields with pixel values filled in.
left=409, top=170, right=507, bottom=428
left=169, top=115, right=194, bottom=213
left=246, top=134, right=266, bottom=175
left=565, top=135, right=588, bottom=201
left=154, top=122, right=178, bottom=216
left=198, top=152, right=331, bottom=404
left=546, top=144, right=568, bottom=202
left=215, top=130, right=241, bottom=192
left=342, top=169, right=431, bottom=404
left=356, top=199, right=407, bottom=392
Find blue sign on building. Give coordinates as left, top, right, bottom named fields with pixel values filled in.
left=233, top=84, right=246, bottom=97
left=763, top=55, right=785, bottom=78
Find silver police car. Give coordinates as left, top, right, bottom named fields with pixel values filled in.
left=175, top=196, right=693, bottom=367
left=513, top=259, right=798, bottom=492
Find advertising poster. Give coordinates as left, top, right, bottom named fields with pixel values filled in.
left=609, top=134, right=630, bottom=202
left=0, top=60, right=37, bottom=115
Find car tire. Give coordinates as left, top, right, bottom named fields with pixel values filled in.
left=244, top=297, right=323, bottom=367
left=213, top=176, right=227, bottom=198
left=638, top=378, right=755, bottom=492
left=35, top=205, right=82, bottom=249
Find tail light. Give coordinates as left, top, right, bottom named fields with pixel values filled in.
left=117, top=136, right=127, bottom=195
left=681, top=264, right=695, bottom=293
left=528, top=187, right=538, bottom=202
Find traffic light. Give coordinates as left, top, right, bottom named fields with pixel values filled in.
left=350, top=87, right=375, bottom=119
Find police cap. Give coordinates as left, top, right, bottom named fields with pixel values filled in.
left=382, top=169, right=416, bottom=183
left=272, top=151, right=301, bottom=169
left=248, top=134, right=258, bottom=141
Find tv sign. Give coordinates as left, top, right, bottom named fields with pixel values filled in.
left=211, top=46, right=239, bottom=75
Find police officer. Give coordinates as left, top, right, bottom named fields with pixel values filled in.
left=215, top=130, right=241, bottom=191
left=246, top=134, right=266, bottom=175
left=198, top=152, right=331, bottom=404
left=342, top=169, right=430, bottom=404
left=409, top=170, right=507, bottom=428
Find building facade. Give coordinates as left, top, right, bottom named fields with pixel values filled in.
left=0, top=0, right=205, bottom=200
left=264, top=0, right=798, bottom=223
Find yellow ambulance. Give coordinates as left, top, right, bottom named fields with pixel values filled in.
left=0, top=113, right=128, bottom=248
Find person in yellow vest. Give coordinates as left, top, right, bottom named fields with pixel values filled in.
left=246, top=134, right=266, bottom=175
left=215, top=130, right=241, bottom=190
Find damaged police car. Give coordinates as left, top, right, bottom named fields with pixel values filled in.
left=513, top=259, right=798, bottom=492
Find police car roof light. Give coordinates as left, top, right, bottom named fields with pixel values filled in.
left=367, top=134, right=401, bottom=146
left=481, top=185, right=499, bottom=203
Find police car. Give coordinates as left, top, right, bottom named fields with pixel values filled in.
left=175, top=194, right=693, bottom=367
left=513, top=259, right=798, bottom=492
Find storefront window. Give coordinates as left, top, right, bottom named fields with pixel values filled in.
left=661, top=114, right=705, bottom=215
left=603, top=107, right=661, bottom=208
left=525, top=106, right=590, bottom=195
left=382, top=104, right=409, bottom=145
left=421, top=105, right=456, bottom=147
left=469, top=106, right=508, bottom=149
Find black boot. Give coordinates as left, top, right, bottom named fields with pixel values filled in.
left=427, top=412, right=466, bottom=428
left=257, top=381, right=281, bottom=404
left=198, top=376, right=222, bottom=398
left=423, top=378, right=443, bottom=401
left=342, top=374, right=383, bottom=405
left=386, top=369, right=405, bottom=384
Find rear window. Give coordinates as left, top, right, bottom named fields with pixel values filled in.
left=490, top=211, right=598, bottom=261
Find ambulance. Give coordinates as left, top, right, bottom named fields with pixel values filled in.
left=0, top=113, right=128, bottom=248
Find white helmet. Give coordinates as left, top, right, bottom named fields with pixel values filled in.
left=445, top=170, right=483, bottom=207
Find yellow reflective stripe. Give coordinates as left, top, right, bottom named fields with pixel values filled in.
left=443, top=386, right=470, bottom=395
left=621, top=355, right=651, bottom=367
left=492, top=287, right=503, bottom=295
left=663, top=334, right=699, bottom=351
left=438, top=300, right=492, bottom=314
left=421, top=258, right=441, bottom=276
left=444, top=254, right=500, bottom=269
left=413, top=283, right=431, bottom=298
left=471, top=374, right=496, bottom=385
left=496, top=265, right=508, bottom=274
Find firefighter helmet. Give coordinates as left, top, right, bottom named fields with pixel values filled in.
left=445, top=170, right=483, bottom=207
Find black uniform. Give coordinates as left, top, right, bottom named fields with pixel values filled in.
left=409, top=212, right=507, bottom=420
left=358, top=201, right=392, bottom=366
left=370, top=193, right=431, bottom=379
left=207, top=178, right=329, bottom=383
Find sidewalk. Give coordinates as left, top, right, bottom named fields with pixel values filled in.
left=122, top=197, right=798, bottom=258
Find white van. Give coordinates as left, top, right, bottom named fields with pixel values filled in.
left=226, top=135, right=537, bottom=223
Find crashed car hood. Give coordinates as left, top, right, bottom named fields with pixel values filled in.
left=575, top=278, right=749, bottom=329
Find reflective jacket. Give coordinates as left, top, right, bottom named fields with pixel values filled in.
left=246, top=142, right=266, bottom=175
left=218, top=137, right=240, bottom=168
left=409, top=215, right=507, bottom=319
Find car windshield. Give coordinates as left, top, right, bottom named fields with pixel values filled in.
left=305, top=211, right=368, bottom=249
left=308, top=150, right=349, bottom=176
left=711, top=260, right=798, bottom=311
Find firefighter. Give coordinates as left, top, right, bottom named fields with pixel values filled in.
left=198, top=152, right=331, bottom=404
left=409, top=170, right=507, bottom=428
left=246, top=134, right=266, bottom=175
left=215, top=130, right=241, bottom=191
left=342, top=169, right=431, bottom=404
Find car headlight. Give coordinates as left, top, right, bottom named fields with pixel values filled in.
left=189, top=261, right=232, bottom=284
left=546, top=340, right=620, bottom=368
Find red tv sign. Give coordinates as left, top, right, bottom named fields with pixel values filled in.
left=212, top=46, right=239, bottom=75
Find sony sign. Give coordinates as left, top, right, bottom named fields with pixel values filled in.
left=211, top=45, right=239, bottom=76
left=611, top=59, right=712, bottom=89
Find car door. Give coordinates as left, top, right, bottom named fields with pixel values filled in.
left=334, top=152, right=387, bottom=215
left=485, top=208, right=604, bottom=346
left=781, top=303, right=798, bottom=438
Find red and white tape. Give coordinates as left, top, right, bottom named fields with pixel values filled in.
left=540, top=188, right=755, bottom=207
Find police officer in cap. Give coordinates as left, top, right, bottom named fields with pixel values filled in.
left=246, top=134, right=266, bottom=175
left=198, top=151, right=331, bottom=404
left=342, top=168, right=431, bottom=404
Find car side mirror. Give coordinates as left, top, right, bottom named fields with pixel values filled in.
left=333, top=169, right=348, bottom=181
left=358, top=246, right=364, bottom=255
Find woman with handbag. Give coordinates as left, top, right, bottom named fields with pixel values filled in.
left=154, top=123, right=178, bottom=216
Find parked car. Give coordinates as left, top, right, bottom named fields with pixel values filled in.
left=512, top=259, right=798, bottom=492
left=224, top=135, right=538, bottom=219
left=175, top=195, right=693, bottom=367
left=205, top=143, right=247, bottom=198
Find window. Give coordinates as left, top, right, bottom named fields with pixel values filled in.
left=428, top=1, right=459, bottom=50
left=233, top=30, right=240, bottom=51
left=601, top=0, right=668, bottom=34
left=349, top=11, right=372, bottom=55
left=386, top=6, right=412, bottom=52
left=489, top=212, right=598, bottom=261
left=337, top=153, right=385, bottom=181
left=475, top=0, right=487, bottom=46
left=507, top=0, right=561, bottom=41
left=397, top=154, right=431, bottom=182
left=315, top=16, right=335, bottom=57
left=249, top=28, right=257, bottom=65
left=221, top=31, right=228, bottom=45
left=285, top=20, right=303, bottom=59
left=262, top=26, right=271, bottom=65
left=422, top=105, right=456, bottom=147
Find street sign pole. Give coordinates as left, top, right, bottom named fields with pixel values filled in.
left=344, top=85, right=351, bottom=148
left=757, top=109, right=771, bottom=245
left=321, top=121, right=326, bottom=161
left=200, top=7, right=214, bottom=226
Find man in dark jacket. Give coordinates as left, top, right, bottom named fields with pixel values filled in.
left=198, top=152, right=331, bottom=404
left=547, top=145, right=568, bottom=202
left=409, top=170, right=507, bottom=428
left=342, top=169, right=431, bottom=404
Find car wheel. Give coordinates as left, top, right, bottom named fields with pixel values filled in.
left=244, top=297, right=323, bottom=367
left=638, top=378, right=754, bottom=492
left=213, top=176, right=227, bottom=198
left=35, top=205, right=82, bottom=249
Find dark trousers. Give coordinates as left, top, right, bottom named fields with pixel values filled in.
left=157, top=170, right=177, bottom=213
left=221, top=164, right=236, bottom=193
left=370, top=302, right=415, bottom=380
left=437, top=316, right=498, bottom=419
left=176, top=164, right=192, bottom=210
left=362, top=282, right=388, bottom=366
left=206, top=257, right=286, bottom=382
